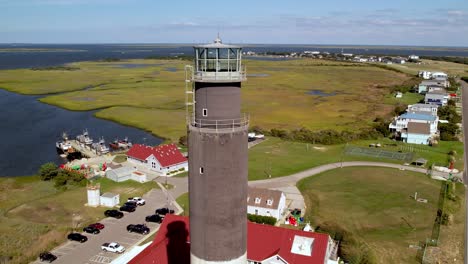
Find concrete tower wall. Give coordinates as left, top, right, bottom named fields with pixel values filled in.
left=188, top=128, right=248, bottom=262
left=194, top=82, right=241, bottom=121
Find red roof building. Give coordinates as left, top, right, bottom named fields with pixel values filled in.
left=129, top=215, right=334, bottom=264
left=126, top=144, right=188, bottom=176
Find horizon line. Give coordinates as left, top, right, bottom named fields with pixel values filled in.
left=1, top=42, right=468, bottom=49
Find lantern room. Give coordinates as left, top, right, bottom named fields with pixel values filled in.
left=192, top=37, right=246, bottom=82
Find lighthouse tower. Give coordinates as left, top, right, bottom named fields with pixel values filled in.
left=186, top=37, right=248, bottom=264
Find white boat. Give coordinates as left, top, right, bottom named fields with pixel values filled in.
left=76, top=129, right=93, bottom=145
left=93, top=137, right=109, bottom=154
left=56, top=132, right=72, bottom=152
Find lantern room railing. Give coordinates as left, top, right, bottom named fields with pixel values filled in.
left=188, top=65, right=247, bottom=82
left=187, top=114, right=249, bottom=134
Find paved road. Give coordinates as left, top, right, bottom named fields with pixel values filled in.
left=31, top=189, right=180, bottom=264
left=459, top=78, right=468, bottom=264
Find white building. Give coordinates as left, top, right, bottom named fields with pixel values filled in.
left=407, top=104, right=438, bottom=116
left=431, top=72, right=448, bottom=79
left=389, top=112, right=438, bottom=135
left=247, top=187, right=286, bottom=220
left=425, top=90, right=449, bottom=106
left=401, top=122, right=432, bottom=145
left=409, top=55, right=420, bottom=60
left=100, top=192, right=120, bottom=207
left=106, top=166, right=148, bottom=183
left=127, top=143, right=188, bottom=176
left=418, top=71, right=432, bottom=80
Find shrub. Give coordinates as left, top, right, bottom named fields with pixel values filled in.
left=247, top=214, right=277, bottom=225
left=39, top=162, right=59, bottom=181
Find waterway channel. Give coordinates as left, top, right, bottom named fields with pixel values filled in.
left=0, top=89, right=162, bottom=176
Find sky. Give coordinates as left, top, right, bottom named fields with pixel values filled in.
left=1, top=0, right=468, bottom=46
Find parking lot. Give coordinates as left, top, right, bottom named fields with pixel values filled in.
left=31, top=187, right=179, bottom=264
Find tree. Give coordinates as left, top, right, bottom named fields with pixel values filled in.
left=38, top=162, right=59, bottom=181
left=53, top=170, right=68, bottom=188
left=179, top=135, right=188, bottom=146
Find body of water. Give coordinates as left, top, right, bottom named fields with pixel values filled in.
left=0, top=89, right=162, bottom=176
left=0, top=44, right=467, bottom=70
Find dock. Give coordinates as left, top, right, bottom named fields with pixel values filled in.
left=69, top=140, right=99, bottom=158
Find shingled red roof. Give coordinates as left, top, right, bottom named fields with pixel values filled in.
left=129, top=215, right=330, bottom=264
left=127, top=144, right=187, bottom=167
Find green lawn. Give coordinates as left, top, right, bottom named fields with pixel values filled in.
left=383, top=92, right=424, bottom=105
left=297, top=167, right=458, bottom=264
left=0, top=176, right=158, bottom=264
left=247, top=137, right=463, bottom=181
left=175, top=192, right=189, bottom=216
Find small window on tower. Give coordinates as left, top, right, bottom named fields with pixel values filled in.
left=199, top=167, right=204, bottom=174
left=202, top=108, right=208, bottom=117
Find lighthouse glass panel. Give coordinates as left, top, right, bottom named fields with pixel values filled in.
left=219, top=49, right=229, bottom=71
left=206, top=48, right=217, bottom=71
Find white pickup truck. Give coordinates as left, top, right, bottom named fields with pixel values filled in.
left=101, top=242, right=125, bottom=253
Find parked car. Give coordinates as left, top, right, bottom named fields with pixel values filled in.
left=124, top=201, right=137, bottom=207
left=128, top=197, right=146, bottom=206
left=155, top=207, right=174, bottom=216
left=104, top=210, right=124, bottom=219
left=83, top=226, right=100, bottom=234
left=101, top=242, right=126, bottom=253
left=120, top=205, right=136, bottom=213
left=88, top=222, right=105, bottom=229
left=145, top=214, right=164, bottom=223
left=67, top=233, right=87, bottom=243
left=39, top=252, right=57, bottom=263
left=127, top=224, right=150, bottom=234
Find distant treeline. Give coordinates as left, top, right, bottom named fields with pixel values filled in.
left=30, top=66, right=80, bottom=71
left=250, top=121, right=390, bottom=145
left=421, top=56, right=468, bottom=65
left=461, top=76, right=468, bottom=82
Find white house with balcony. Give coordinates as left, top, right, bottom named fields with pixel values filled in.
left=401, top=122, right=432, bottom=145
left=407, top=104, right=438, bottom=116
left=389, top=112, right=438, bottom=135
left=247, top=187, right=286, bottom=221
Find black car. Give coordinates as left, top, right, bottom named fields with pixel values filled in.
left=67, top=233, right=88, bottom=243
left=127, top=224, right=150, bottom=234
left=155, top=207, right=174, bottom=216
left=83, top=226, right=100, bottom=234
left=39, top=252, right=57, bottom=263
left=124, top=201, right=137, bottom=207
left=120, top=205, right=136, bottom=213
left=145, top=214, right=164, bottom=223
left=104, top=209, right=124, bottom=219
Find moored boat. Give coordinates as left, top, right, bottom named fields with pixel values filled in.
left=56, top=132, right=72, bottom=153
left=76, top=129, right=93, bottom=145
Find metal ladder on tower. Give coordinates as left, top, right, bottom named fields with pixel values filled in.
left=185, top=65, right=195, bottom=124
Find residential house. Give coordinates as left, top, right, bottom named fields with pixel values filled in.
left=407, top=104, right=438, bottom=116
left=247, top=187, right=286, bottom=220
left=128, top=214, right=338, bottom=264
left=389, top=112, right=438, bottom=135
left=418, top=71, right=432, bottom=80
left=392, top=57, right=406, bottom=64
left=425, top=90, right=449, bottom=106
left=408, top=55, right=420, bottom=61
left=401, top=122, right=432, bottom=145
left=431, top=72, right=448, bottom=79
left=127, top=143, right=188, bottom=176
